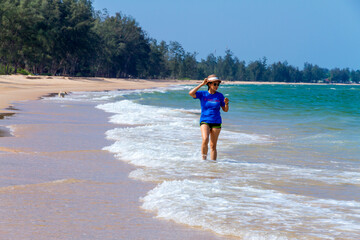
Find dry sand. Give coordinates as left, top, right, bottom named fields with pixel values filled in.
left=0, top=75, right=195, bottom=113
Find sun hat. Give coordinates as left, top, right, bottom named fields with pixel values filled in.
left=207, top=76, right=221, bottom=83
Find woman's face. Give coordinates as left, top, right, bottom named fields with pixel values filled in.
left=209, top=81, right=221, bottom=91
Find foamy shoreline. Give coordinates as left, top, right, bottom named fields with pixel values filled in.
left=0, top=88, right=227, bottom=239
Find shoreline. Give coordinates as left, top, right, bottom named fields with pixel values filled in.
left=0, top=75, right=192, bottom=113
left=1, top=74, right=358, bottom=113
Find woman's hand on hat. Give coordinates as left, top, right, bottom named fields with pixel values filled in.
left=201, top=78, right=208, bottom=86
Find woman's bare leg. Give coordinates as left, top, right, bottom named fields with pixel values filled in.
left=200, top=124, right=210, bottom=160
left=209, top=128, right=221, bottom=160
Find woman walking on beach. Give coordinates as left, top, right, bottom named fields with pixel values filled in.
left=189, top=74, right=229, bottom=160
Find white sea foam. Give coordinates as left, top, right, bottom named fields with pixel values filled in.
left=141, top=179, right=360, bottom=239
left=5, top=125, right=15, bottom=136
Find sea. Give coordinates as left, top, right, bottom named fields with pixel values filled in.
left=53, top=84, right=360, bottom=239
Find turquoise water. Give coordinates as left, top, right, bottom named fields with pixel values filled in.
left=62, top=84, right=360, bottom=239
left=138, top=84, right=360, bottom=168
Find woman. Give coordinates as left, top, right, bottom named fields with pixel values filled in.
left=189, top=74, right=229, bottom=160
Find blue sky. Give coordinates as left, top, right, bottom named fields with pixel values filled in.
left=93, top=0, right=360, bottom=70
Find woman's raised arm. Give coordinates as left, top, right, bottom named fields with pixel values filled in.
left=189, top=78, right=208, bottom=98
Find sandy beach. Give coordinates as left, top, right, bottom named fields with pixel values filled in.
left=0, top=75, right=196, bottom=112
left=0, top=75, right=230, bottom=240
left=1, top=75, right=359, bottom=239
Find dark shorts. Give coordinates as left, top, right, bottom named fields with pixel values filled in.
left=200, top=122, right=222, bottom=129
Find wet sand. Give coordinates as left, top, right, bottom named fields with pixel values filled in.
left=0, top=90, right=231, bottom=239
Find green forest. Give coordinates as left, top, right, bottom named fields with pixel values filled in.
left=1, top=0, right=359, bottom=83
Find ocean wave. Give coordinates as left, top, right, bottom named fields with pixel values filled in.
left=141, top=179, right=360, bottom=239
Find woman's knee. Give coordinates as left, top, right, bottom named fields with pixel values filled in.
left=209, top=142, right=217, bottom=151
left=202, top=137, right=209, bottom=145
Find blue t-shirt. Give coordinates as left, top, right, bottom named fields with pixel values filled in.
left=195, top=91, right=225, bottom=124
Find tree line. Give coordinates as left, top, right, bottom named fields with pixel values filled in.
left=1, top=0, right=359, bottom=83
